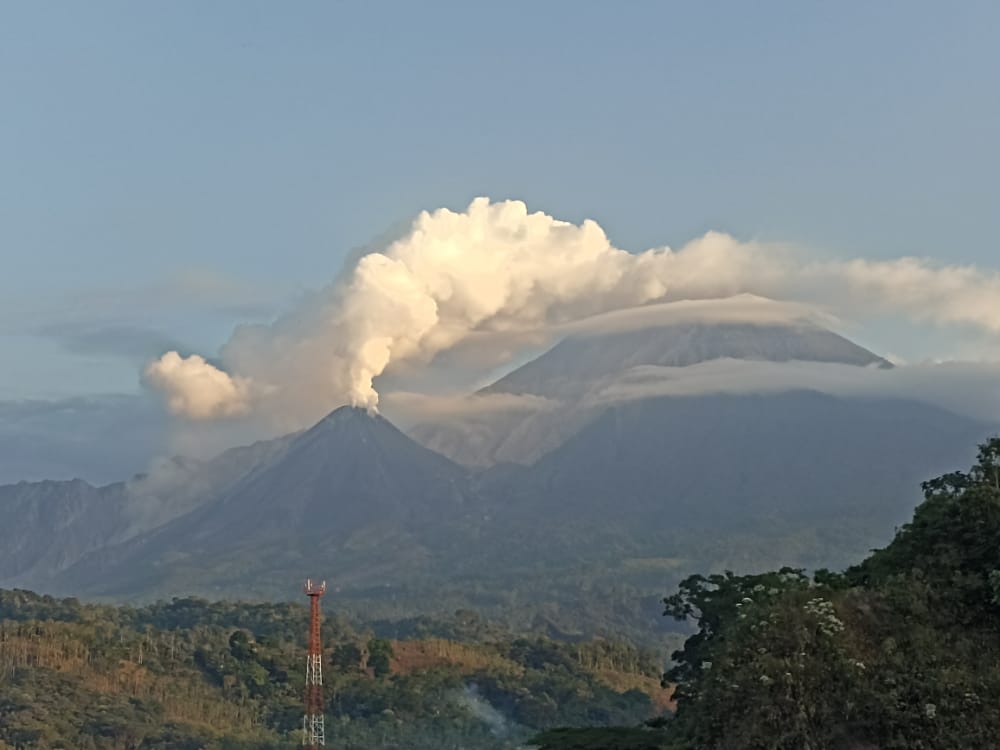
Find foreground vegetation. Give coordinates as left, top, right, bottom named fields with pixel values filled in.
left=0, top=592, right=667, bottom=748
left=536, top=438, right=1000, bottom=749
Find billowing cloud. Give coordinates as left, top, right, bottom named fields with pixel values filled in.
left=144, top=352, right=252, bottom=419
left=146, top=197, right=1000, bottom=425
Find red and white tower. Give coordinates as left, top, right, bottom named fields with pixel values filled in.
left=303, top=579, right=326, bottom=748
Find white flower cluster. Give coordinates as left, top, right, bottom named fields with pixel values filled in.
left=735, top=596, right=754, bottom=620
left=803, top=597, right=845, bottom=636
left=749, top=583, right=783, bottom=598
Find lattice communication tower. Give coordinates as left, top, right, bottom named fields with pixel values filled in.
left=303, top=579, right=326, bottom=748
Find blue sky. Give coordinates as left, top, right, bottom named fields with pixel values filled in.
left=1, top=0, right=998, bottom=405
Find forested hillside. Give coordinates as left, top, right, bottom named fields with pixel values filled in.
left=534, top=438, right=1000, bottom=749
left=0, top=592, right=668, bottom=749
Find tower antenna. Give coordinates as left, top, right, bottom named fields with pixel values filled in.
left=303, top=578, right=327, bottom=748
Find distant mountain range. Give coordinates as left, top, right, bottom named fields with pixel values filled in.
left=0, top=315, right=993, bottom=641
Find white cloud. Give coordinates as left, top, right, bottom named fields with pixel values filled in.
left=589, top=359, right=1000, bottom=424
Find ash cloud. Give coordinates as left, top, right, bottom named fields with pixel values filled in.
left=145, top=197, right=1000, bottom=427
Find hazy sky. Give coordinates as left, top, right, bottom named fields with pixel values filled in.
left=2, top=1, right=999, bottom=404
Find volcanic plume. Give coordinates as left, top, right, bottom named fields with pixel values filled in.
left=146, top=197, right=1000, bottom=427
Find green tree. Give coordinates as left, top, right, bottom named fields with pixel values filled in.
left=330, top=641, right=364, bottom=674
left=366, top=637, right=394, bottom=679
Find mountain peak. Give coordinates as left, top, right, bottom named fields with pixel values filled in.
left=290, top=404, right=467, bottom=483
left=483, top=320, right=891, bottom=399
left=296, top=404, right=402, bottom=451
left=316, top=404, right=381, bottom=426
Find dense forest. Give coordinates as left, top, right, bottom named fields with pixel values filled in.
left=0, top=591, right=669, bottom=748
left=536, top=438, right=1000, bottom=749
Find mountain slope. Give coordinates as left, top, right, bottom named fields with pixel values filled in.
left=0, top=479, right=129, bottom=588
left=53, top=406, right=475, bottom=598
left=502, top=391, right=988, bottom=532
left=447, top=391, right=996, bottom=619
left=0, top=429, right=299, bottom=590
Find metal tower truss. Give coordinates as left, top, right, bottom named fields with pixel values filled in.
left=303, top=579, right=327, bottom=748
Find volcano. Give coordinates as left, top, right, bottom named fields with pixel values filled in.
left=167, top=405, right=468, bottom=541
left=49, top=406, right=473, bottom=598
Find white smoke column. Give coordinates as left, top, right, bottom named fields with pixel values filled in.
left=455, top=684, right=516, bottom=738
left=146, top=197, right=1000, bottom=424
